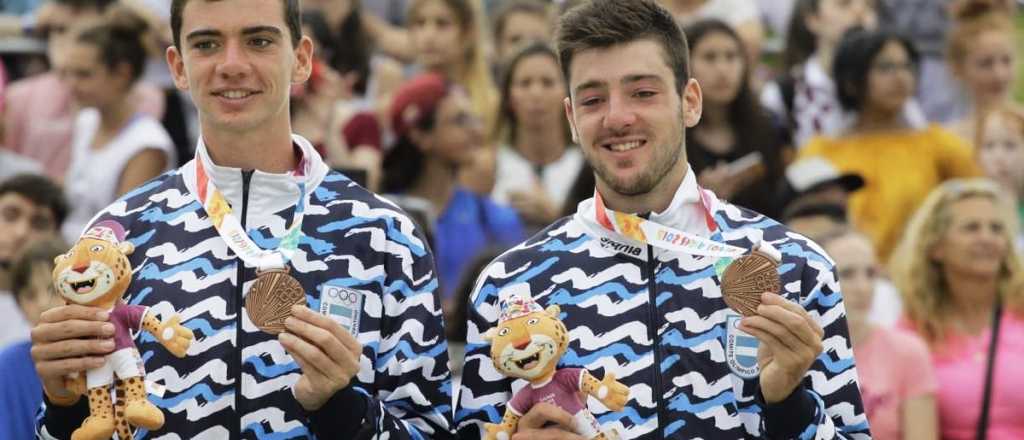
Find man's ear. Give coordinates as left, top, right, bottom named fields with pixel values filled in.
left=682, top=78, right=702, bottom=128
left=118, top=241, right=135, bottom=256
left=564, top=97, right=579, bottom=144
left=291, top=35, right=314, bottom=85
left=166, top=45, right=189, bottom=91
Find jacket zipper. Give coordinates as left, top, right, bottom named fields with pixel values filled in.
left=232, top=169, right=254, bottom=440
left=646, top=244, right=666, bottom=440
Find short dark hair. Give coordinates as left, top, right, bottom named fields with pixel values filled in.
left=0, top=174, right=69, bottom=227
left=10, top=237, right=68, bottom=305
left=556, top=0, right=689, bottom=93
left=170, top=0, right=302, bottom=50
left=833, top=28, right=920, bottom=112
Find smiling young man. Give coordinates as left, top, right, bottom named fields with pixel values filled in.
left=455, top=1, right=869, bottom=439
left=31, top=0, right=452, bottom=438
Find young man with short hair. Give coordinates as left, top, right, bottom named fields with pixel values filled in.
left=32, top=0, right=452, bottom=438
left=0, top=173, right=67, bottom=348
left=456, top=1, right=869, bottom=438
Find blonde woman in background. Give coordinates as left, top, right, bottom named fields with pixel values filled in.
left=890, top=178, right=1024, bottom=440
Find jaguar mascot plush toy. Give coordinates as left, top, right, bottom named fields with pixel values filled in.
left=483, top=295, right=630, bottom=440
left=51, top=220, right=194, bottom=440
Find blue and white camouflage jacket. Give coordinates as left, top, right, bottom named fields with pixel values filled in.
left=37, top=136, right=453, bottom=440
left=456, top=168, right=870, bottom=439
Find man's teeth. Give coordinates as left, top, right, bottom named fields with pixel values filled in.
left=609, top=140, right=642, bottom=152
left=219, top=90, right=254, bottom=99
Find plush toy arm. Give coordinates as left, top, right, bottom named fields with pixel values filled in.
left=580, top=371, right=630, bottom=411
left=483, top=408, right=521, bottom=440
left=142, top=313, right=194, bottom=358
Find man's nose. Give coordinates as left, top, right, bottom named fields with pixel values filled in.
left=603, top=93, right=636, bottom=130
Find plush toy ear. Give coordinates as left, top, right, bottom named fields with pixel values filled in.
left=545, top=305, right=561, bottom=317
left=482, top=327, right=498, bottom=342
left=118, top=241, right=135, bottom=256
left=53, top=253, right=67, bottom=265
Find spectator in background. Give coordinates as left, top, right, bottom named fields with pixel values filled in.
left=975, top=104, right=1024, bottom=236
left=2, top=0, right=164, bottom=183
left=382, top=73, right=524, bottom=302
left=0, top=174, right=67, bottom=350
left=761, top=0, right=924, bottom=150
left=799, top=29, right=981, bottom=262
left=946, top=0, right=1018, bottom=143
left=490, top=42, right=582, bottom=231
left=291, top=9, right=383, bottom=191
left=406, top=0, right=500, bottom=195
left=0, top=237, right=67, bottom=440
left=684, top=19, right=787, bottom=219
left=59, top=8, right=175, bottom=242
left=490, top=0, right=553, bottom=63
left=878, top=0, right=963, bottom=123
left=658, top=0, right=764, bottom=73
left=890, top=178, right=1024, bottom=440
left=821, top=228, right=939, bottom=440
left=782, top=202, right=847, bottom=241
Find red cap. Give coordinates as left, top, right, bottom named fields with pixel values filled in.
left=390, top=73, right=449, bottom=138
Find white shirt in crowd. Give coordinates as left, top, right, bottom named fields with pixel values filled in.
left=62, top=108, right=175, bottom=242
left=491, top=145, right=584, bottom=210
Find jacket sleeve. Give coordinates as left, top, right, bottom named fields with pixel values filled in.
left=454, top=266, right=515, bottom=439
left=306, top=216, right=453, bottom=439
left=761, top=254, right=871, bottom=439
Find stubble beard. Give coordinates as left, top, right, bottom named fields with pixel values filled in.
left=588, top=129, right=684, bottom=198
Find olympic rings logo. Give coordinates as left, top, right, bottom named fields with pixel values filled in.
left=324, top=286, right=360, bottom=304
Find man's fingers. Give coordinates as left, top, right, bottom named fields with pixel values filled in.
left=284, top=313, right=357, bottom=367
left=291, top=306, right=362, bottom=356
left=32, top=319, right=114, bottom=344
left=281, top=334, right=331, bottom=382
left=38, top=305, right=109, bottom=324
left=517, top=402, right=576, bottom=431
left=762, top=293, right=825, bottom=338
left=31, top=338, right=114, bottom=362
left=35, top=357, right=106, bottom=379
left=279, top=331, right=354, bottom=380
left=740, top=315, right=800, bottom=353
left=512, top=429, right=586, bottom=440
left=753, top=304, right=821, bottom=349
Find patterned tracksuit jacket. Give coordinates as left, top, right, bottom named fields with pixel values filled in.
left=37, top=136, right=453, bottom=440
left=456, top=168, right=870, bottom=439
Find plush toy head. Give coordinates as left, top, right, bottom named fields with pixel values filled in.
left=484, top=295, right=569, bottom=382
left=53, top=220, right=135, bottom=310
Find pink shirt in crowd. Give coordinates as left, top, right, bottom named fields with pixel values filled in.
left=509, top=368, right=585, bottom=416
left=2, top=72, right=165, bottom=181
left=854, top=327, right=936, bottom=440
left=904, top=311, right=1024, bottom=440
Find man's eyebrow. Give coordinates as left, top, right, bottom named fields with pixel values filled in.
left=185, top=26, right=283, bottom=42
left=573, top=79, right=604, bottom=95
left=622, top=74, right=664, bottom=85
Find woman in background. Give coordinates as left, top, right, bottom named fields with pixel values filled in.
left=490, top=42, right=582, bottom=230
left=684, top=19, right=787, bottom=219
left=799, top=29, right=980, bottom=262
left=60, top=7, right=174, bottom=241
left=890, top=178, right=1024, bottom=440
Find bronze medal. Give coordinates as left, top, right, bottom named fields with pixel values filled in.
left=245, top=268, right=307, bottom=334
left=720, top=250, right=781, bottom=316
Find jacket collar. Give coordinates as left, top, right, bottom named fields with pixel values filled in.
left=182, top=134, right=328, bottom=218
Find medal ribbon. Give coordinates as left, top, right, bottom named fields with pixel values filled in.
left=194, top=156, right=308, bottom=271
left=593, top=188, right=747, bottom=258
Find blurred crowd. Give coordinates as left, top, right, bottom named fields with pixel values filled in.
left=0, top=0, right=1023, bottom=439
